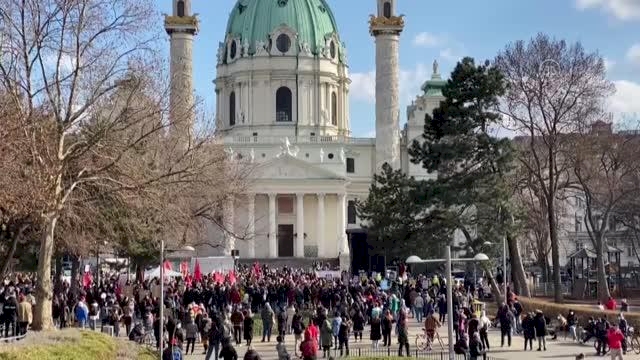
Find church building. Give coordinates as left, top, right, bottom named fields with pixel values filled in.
left=164, top=0, right=445, bottom=266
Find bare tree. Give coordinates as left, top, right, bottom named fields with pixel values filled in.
left=570, top=127, right=640, bottom=300
left=495, top=34, right=614, bottom=302
left=0, top=0, right=247, bottom=330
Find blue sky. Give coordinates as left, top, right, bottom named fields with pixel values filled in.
left=158, top=0, right=640, bottom=137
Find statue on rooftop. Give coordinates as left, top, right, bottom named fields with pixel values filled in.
left=433, top=59, right=439, bottom=75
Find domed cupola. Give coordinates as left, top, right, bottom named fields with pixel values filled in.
left=220, top=0, right=346, bottom=64
left=215, top=0, right=351, bottom=140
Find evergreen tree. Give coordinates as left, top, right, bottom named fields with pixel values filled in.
left=359, top=58, right=529, bottom=297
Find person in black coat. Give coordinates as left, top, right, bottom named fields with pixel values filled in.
left=469, top=332, right=485, bottom=360
left=533, top=310, right=547, bottom=351
left=243, top=311, right=254, bottom=346
left=521, top=313, right=535, bottom=351
left=497, top=304, right=512, bottom=348
left=369, top=316, right=382, bottom=347
left=2, top=293, right=17, bottom=338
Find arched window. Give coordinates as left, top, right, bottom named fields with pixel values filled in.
left=331, top=92, right=338, bottom=126
left=177, top=0, right=185, bottom=17
left=229, top=91, right=236, bottom=126
left=276, top=87, right=292, bottom=122
left=383, top=1, right=391, bottom=18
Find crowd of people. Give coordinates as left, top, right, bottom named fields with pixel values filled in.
left=0, top=264, right=635, bottom=360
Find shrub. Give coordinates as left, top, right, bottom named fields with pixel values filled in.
left=517, top=298, right=640, bottom=327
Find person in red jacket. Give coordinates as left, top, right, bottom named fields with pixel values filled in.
left=607, top=324, right=625, bottom=359
left=299, top=331, right=318, bottom=360
left=606, top=296, right=618, bottom=311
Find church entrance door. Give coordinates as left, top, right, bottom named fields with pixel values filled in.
left=277, top=224, right=294, bottom=257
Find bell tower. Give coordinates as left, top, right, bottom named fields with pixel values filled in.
left=370, top=0, right=404, bottom=171
left=165, top=0, right=198, bottom=139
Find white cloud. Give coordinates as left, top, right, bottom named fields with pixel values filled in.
left=609, top=80, right=640, bottom=117
left=626, top=44, right=640, bottom=65
left=349, top=71, right=376, bottom=103
left=575, top=0, right=640, bottom=20
left=413, top=32, right=443, bottom=48
left=439, top=48, right=462, bottom=63
left=350, top=63, right=431, bottom=105
left=604, top=57, right=616, bottom=71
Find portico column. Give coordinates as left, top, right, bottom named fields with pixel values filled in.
left=296, top=193, right=305, bottom=258
left=337, top=193, right=348, bottom=255
left=223, top=196, right=235, bottom=256
left=268, top=193, right=277, bottom=258
left=247, top=193, right=255, bottom=258
left=317, top=193, right=325, bottom=258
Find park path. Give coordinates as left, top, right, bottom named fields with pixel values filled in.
left=179, top=317, right=597, bottom=360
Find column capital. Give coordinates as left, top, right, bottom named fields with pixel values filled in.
left=268, top=193, right=277, bottom=200
left=317, top=193, right=326, bottom=199
left=295, top=192, right=305, bottom=198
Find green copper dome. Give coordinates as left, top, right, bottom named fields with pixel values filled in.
left=226, top=0, right=345, bottom=61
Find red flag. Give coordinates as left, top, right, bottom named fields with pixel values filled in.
left=253, top=261, right=261, bottom=278
left=228, top=271, right=237, bottom=285
left=214, top=272, right=224, bottom=284
left=82, top=272, right=93, bottom=288
left=193, top=259, right=202, bottom=282
left=163, top=260, right=173, bottom=271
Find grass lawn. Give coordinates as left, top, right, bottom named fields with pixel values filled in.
left=0, top=329, right=157, bottom=360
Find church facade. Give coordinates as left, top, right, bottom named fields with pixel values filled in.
left=165, top=0, right=445, bottom=262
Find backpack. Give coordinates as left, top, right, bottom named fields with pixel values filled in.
left=172, top=348, right=183, bottom=360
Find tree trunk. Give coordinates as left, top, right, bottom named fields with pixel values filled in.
left=507, top=234, right=530, bottom=297
left=595, top=233, right=610, bottom=301
left=483, top=266, right=503, bottom=306
left=0, top=225, right=26, bottom=280
left=70, top=254, right=81, bottom=295
left=32, top=213, right=58, bottom=331
left=547, top=196, right=563, bottom=303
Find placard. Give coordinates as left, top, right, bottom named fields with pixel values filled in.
left=124, top=285, right=133, bottom=298
left=380, top=280, right=390, bottom=290
left=315, top=271, right=340, bottom=279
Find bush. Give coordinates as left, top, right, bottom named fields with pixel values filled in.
left=517, top=298, right=640, bottom=327
left=0, top=330, right=155, bottom=360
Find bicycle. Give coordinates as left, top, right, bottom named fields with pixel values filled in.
left=415, top=328, right=444, bottom=351
left=626, top=326, right=640, bottom=355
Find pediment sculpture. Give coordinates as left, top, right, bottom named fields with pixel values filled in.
left=278, top=137, right=299, bottom=158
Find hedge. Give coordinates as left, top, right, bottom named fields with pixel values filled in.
left=517, top=298, right=640, bottom=327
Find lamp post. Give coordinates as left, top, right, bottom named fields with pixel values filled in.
left=158, top=240, right=194, bottom=359
left=406, top=248, right=489, bottom=360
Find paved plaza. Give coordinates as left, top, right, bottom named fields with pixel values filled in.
left=174, top=318, right=600, bottom=360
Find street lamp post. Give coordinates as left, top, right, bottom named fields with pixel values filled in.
left=158, top=239, right=194, bottom=359
left=406, top=247, right=489, bottom=360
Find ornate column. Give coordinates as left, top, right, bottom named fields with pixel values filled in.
left=247, top=193, right=255, bottom=258
left=268, top=193, right=277, bottom=258
left=296, top=193, right=305, bottom=258
left=336, top=193, right=348, bottom=255
left=370, top=1, right=404, bottom=171
left=223, top=196, right=235, bottom=256
left=317, top=193, right=325, bottom=258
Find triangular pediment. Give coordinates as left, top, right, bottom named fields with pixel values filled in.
left=255, top=154, right=344, bottom=180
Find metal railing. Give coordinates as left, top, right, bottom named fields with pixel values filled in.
left=230, top=134, right=375, bottom=145
left=0, top=322, right=28, bottom=342
left=325, top=347, right=504, bottom=359
left=530, top=282, right=571, bottom=297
